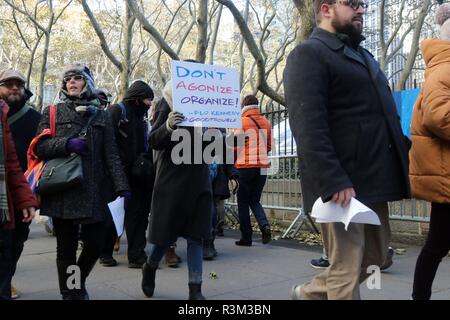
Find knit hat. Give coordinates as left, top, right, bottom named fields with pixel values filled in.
left=60, top=63, right=96, bottom=100
left=0, top=69, right=26, bottom=85
left=436, top=3, right=450, bottom=26
left=241, top=95, right=259, bottom=108
left=123, top=80, right=154, bottom=101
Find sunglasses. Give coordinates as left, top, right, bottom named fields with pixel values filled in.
left=335, top=0, right=368, bottom=10
left=63, top=74, right=85, bottom=83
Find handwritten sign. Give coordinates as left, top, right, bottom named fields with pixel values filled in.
left=171, top=60, right=242, bottom=128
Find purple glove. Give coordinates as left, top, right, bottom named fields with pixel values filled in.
left=66, top=138, right=88, bottom=155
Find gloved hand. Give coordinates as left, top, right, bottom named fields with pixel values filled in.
left=166, top=111, right=185, bottom=130
left=118, top=191, right=132, bottom=202
left=66, top=138, right=88, bottom=155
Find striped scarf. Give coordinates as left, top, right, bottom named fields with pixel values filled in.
left=0, top=106, right=9, bottom=224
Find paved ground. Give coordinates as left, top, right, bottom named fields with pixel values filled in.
left=11, top=222, right=450, bottom=300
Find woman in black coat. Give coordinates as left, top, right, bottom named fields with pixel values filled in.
left=141, top=81, right=213, bottom=300
left=35, top=64, right=129, bottom=300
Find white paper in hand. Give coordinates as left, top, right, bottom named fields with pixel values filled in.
left=108, top=197, right=125, bottom=236
left=311, top=197, right=381, bottom=230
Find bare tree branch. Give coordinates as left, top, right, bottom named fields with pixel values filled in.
left=217, top=0, right=285, bottom=105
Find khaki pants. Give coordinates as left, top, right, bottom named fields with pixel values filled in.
left=301, top=202, right=390, bottom=300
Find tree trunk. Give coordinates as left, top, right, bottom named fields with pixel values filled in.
left=196, top=0, right=208, bottom=63
left=293, top=0, right=315, bottom=44
left=119, top=3, right=135, bottom=100
left=208, top=4, right=223, bottom=64
left=37, top=32, right=50, bottom=111
left=239, top=0, right=249, bottom=88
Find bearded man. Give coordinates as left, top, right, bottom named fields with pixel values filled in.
left=0, top=69, right=40, bottom=299
left=283, top=0, right=411, bottom=299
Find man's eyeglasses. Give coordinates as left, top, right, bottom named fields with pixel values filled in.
left=63, top=74, right=85, bottom=83
left=0, top=80, right=25, bottom=89
left=336, top=0, right=368, bottom=10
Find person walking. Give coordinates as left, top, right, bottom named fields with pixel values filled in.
left=284, top=0, right=410, bottom=300
left=34, top=63, right=129, bottom=300
left=0, top=69, right=41, bottom=299
left=0, top=93, right=38, bottom=299
left=410, top=3, right=450, bottom=300
left=105, top=80, right=155, bottom=268
left=233, top=95, right=272, bottom=246
left=141, top=78, right=212, bottom=300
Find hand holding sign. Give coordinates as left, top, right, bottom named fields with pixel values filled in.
left=167, top=111, right=185, bottom=130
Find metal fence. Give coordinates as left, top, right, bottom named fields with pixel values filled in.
left=224, top=103, right=430, bottom=238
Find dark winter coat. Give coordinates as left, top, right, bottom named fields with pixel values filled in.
left=213, top=164, right=239, bottom=200
left=35, top=102, right=129, bottom=223
left=148, top=99, right=212, bottom=246
left=108, top=101, right=153, bottom=188
left=0, top=100, right=39, bottom=230
left=284, top=28, right=411, bottom=210
left=7, top=89, right=41, bottom=172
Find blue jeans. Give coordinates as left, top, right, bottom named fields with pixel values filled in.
left=237, top=168, right=269, bottom=241
left=148, top=238, right=203, bottom=283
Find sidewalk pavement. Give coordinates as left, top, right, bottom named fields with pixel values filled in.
left=12, top=222, right=450, bottom=300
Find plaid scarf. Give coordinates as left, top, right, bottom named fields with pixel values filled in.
left=0, top=105, right=9, bottom=224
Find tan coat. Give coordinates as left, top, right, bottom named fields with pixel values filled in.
left=410, top=39, right=450, bottom=203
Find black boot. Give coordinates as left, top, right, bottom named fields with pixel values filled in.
left=188, top=283, right=206, bottom=300
left=77, top=253, right=98, bottom=300
left=203, top=240, right=215, bottom=260
left=142, top=262, right=157, bottom=298
left=56, top=260, right=78, bottom=300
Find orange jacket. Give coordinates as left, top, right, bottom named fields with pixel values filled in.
left=410, top=39, right=450, bottom=203
left=233, top=106, right=272, bottom=169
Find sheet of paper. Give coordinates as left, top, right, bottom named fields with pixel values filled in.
left=108, top=197, right=125, bottom=236
left=311, top=197, right=381, bottom=230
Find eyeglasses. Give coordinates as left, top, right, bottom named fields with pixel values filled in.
left=0, top=80, right=25, bottom=89
left=335, top=0, right=368, bottom=10
left=63, top=75, right=85, bottom=83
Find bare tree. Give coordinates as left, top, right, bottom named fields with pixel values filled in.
left=217, top=0, right=285, bottom=105
left=208, top=3, right=223, bottom=64
left=4, top=0, right=73, bottom=110
left=396, top=0, right=433, bottom=90
left=81, top=0, right=137, bottom=99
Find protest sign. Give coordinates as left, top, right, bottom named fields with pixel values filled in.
left=171, top=60, right=241, bottom=128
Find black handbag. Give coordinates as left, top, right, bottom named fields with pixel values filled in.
left=35, top=154, right=84, bottom=196
left=35, top=109, right=97, bottom=196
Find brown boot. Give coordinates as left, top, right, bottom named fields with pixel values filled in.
left=165, top=246, right=179, bottom=268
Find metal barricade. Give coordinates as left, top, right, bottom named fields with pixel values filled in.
left=224, top=102, right=430, bottom=239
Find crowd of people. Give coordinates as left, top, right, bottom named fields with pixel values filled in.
left=1, top=0, right=450, bottom=301
left=0, top=60, right=273, bottom=300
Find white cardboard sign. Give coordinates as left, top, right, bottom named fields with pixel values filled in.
left=171, top=60, right=242, bottom=128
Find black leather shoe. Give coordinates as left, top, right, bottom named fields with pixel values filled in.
left=100, top=257, right=118, bottom=267
left=235, top=239, right=252, bottom=246
left=129, top=256, right=147, bottom=269
left=261, top=225, right=271, bottom=244
left=142, top=263, right=157, bottom=298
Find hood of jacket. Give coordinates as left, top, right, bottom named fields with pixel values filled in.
left=422, top=39, right=450, bottom=72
